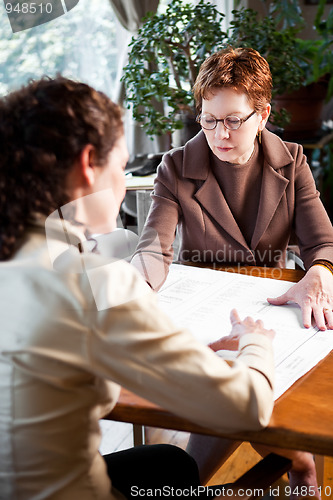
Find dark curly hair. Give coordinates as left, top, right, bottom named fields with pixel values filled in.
left=0, top=76, right=124, bottom=260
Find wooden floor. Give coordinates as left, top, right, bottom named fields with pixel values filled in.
left=100, top=420, right=333, bottom=499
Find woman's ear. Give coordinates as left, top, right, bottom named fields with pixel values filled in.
left=79, top=145, right=96, bottom=187
left=259, top=103, right=271, bottom=131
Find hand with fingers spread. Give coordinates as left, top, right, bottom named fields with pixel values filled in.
left=267, top=264, right=333, bottom=331
left=208, top=308, right=275, bottom=352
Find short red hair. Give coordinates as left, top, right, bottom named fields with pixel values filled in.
left=193, top=47, right=272, bottom=113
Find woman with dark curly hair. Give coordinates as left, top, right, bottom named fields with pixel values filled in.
left=0, top=76, right=124, bottom=260
left=0, top=77, right=277, bottom=499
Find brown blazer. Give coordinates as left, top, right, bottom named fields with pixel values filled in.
left=132, top=128, right=333, bottom=290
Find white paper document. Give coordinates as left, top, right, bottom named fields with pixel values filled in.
left=158, top=264, right=333, bottom=400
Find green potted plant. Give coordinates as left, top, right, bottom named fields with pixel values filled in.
left=122, top=0, right=227, bottom=141
left=313, top=0, right=333, bottom=98
left=122, top=0, right=333, bottom=142
left=228, top=0, right=333, bottom=138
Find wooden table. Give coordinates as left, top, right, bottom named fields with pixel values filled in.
left=106, top=266, right=333, bottom=458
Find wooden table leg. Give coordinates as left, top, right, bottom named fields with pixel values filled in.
left=133, top=424, right=145, bottom=446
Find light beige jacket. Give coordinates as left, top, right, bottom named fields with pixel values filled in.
left=0, top=217, right=274, bottom=499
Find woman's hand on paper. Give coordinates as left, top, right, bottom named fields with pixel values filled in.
left=267, top=265, right=333, bottom=331
left=208, top=309, right=275, bottom=352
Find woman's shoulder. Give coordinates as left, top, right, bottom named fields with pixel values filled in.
left=55, top=244, right=154, bottom=314
left=261, top=128, right=303, bottom=169
left=159, top=131, right=210, bottom=180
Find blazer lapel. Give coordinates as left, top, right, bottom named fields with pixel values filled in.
left=194, top=171, right=250, bottom=249
left=251, top=160, right=289, bottom=249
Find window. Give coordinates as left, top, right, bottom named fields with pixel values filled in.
left=158, top=0, right=233, bottom=29
left=0, top=0, right=121, bottom=97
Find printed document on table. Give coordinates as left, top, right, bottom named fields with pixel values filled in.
left=158, top=264, right=333, bottom=400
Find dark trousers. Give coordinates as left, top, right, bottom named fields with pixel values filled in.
left=103, top=444, right=227, bottom=499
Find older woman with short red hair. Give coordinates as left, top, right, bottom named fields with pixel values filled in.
left=133, top=46, right=333, bottom=331
left=132, top=47, right=331, bottom=498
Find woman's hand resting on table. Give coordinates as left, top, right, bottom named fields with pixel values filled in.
left=267, top=265, right=333, bottom=331
left=208, top=309, right=275, bottom=352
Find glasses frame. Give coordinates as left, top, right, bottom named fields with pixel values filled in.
left=196, top=110, right=256, bottom=131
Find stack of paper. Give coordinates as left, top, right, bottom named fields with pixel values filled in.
left=158, top=264, right=333, bottom=400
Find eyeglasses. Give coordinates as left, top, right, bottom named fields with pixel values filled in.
left=196, top=110, right=256, bottom=131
